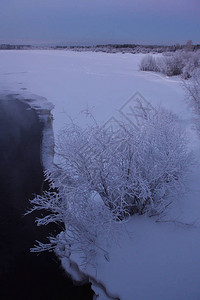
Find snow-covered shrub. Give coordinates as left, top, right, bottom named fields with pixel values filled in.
left=156, top=51, right=184, bottom=76
left=139, top=55, right=159, bottom=72
left=27, top=178, right=114, bottom=262
left=182, top=50, right=200, bottom=79
left=183, top=67, right=200, bottom=135
left=139, top=50, right=200, bottom=78
left=47, top=108, right=189, bottom=219
left=28, top=106, right=190, bottom=259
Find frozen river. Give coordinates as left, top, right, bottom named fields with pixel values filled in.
left=0, top=97, right=93, bottom=299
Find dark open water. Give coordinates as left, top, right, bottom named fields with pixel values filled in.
left=0, top=99, right=93, bottom=299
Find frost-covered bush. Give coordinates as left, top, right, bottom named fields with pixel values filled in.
left=139, top=55, right=158, bottom=72
left=183, top=67, right=200, bottom=135
left=28, top=186, right=113, bottom=262
left=28, top=106, right=191, bottom=258
left=156, top=52, right=184, bottom=76
left=37, top=108, right=189, bottom=218
left=182, top=50, right=200, bottom=79
left=139, top=50, right=200, bottom=78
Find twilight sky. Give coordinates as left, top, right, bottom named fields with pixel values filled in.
left=0, top=0, right=199, bottom=45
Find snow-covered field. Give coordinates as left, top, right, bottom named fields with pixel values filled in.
left=1, top=50, right=200, bottom=299
left=0, top=50, right=191, bottom=130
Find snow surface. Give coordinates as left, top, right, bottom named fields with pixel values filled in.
left=1, top=50, right=200, bottom=299
left=0, top=50, right=191, bottom=131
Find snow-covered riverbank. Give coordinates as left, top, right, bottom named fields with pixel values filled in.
left=1, top=50, right=200, bottom=299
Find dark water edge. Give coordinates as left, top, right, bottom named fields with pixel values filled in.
left=0, top=99, right=93, bottom=300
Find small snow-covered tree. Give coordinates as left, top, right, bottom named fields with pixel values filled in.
left=184, top=40, right=193, bottom=52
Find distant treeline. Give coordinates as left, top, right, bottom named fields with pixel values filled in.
left=1, top=43, right=200, bottom=53
left=54, top=43, right=200, bottom=54
left=0, top=44, right=32, bottom=50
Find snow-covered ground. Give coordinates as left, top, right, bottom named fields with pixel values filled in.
left=1, top=50, right=200, bottom=299
left=0, top=50, right=190, bottom=130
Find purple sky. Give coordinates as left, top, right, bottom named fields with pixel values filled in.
left=0, top=0, right=199, bottom=45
